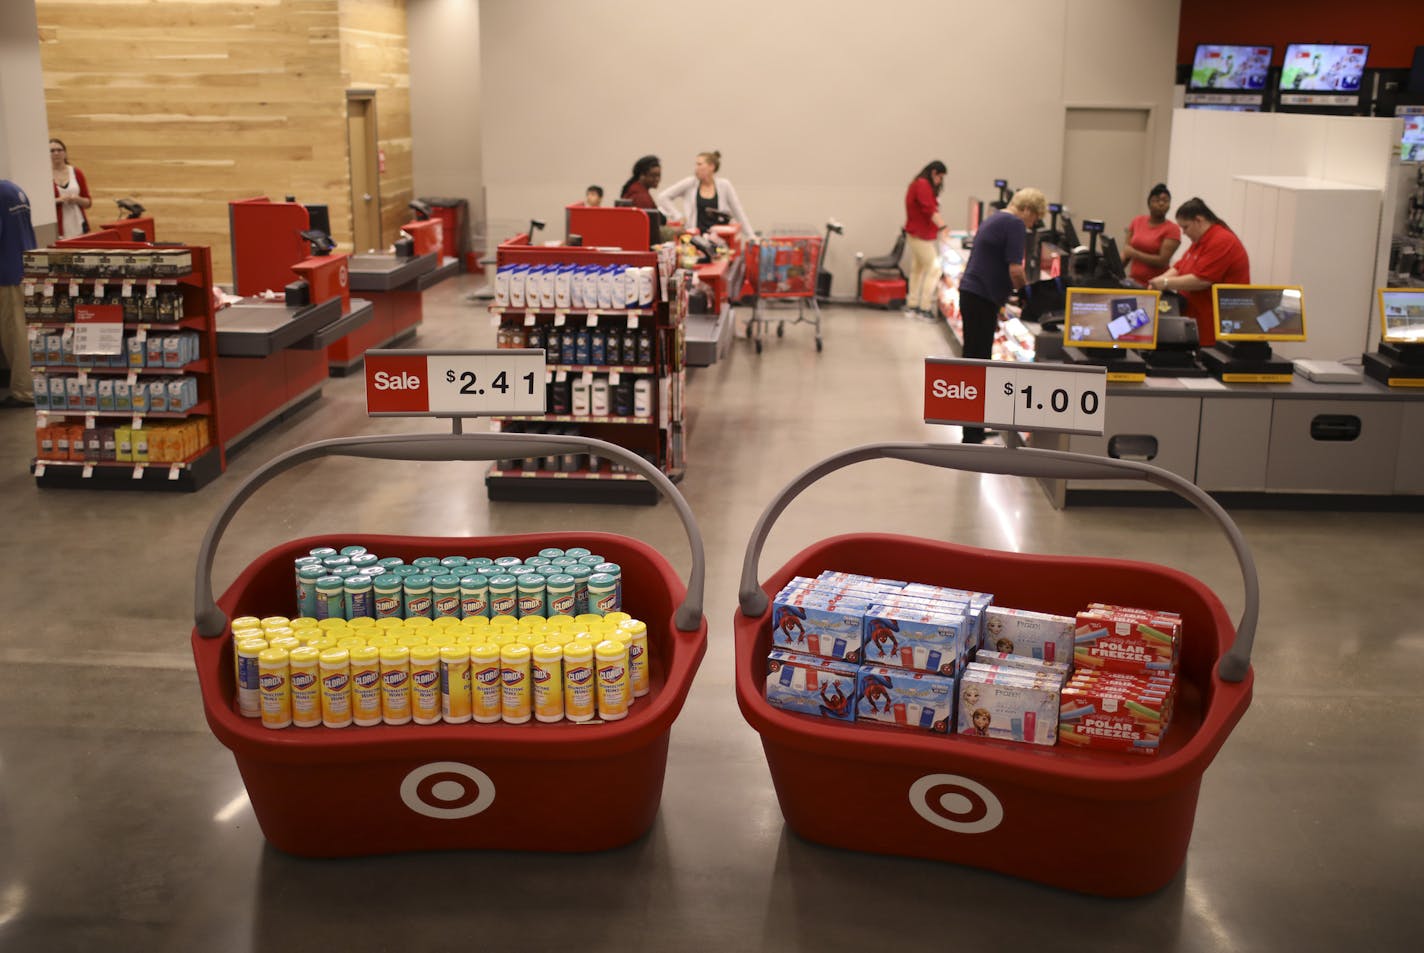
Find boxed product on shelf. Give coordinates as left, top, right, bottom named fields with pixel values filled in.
left=956, top=663, right=1061, bottom=746
left=770, top=591, right=869, bottom=662
left=974, top=650, right=1072, bottom=681
left=1059, top=672, right=1178, bottom=755
left=764, top=649, right=857, bottom=721
left=983, top=605, right=1075, bottom=663
left=862, top=604, right=969, bottom=677
left=1073, top=604, right=1181, bottom=676
left=855, top=666, right=952, bottom=733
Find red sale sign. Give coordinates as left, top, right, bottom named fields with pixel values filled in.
left=924, top=361, right=987, bottom=425
left=74, top=303, right=123, bottom=324
left=365, top=352, right=431, bottom=413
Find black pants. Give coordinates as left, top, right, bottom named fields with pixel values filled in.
left=958, top=289, right=1000, bottom=443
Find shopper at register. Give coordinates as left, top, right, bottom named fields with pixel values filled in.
left=657, top=151, right=754, bottom=237
left=903, top=160, right=948, bottom=320
left=1122, top=183, right=1181, bottom=286
left=956, top=187, right=1048, bottom=444
left=1147, top=197, right=1250, bottom=347
left=584, top=185, right=604, bottom=208
left=620, top=156, right=662, bottom=210
left=50, top=139, right=92, bottom=239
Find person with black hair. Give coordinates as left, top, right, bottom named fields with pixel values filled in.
left=903, top=160, right=947, bottom=319
left=1122, top=183, right=1181, bottom=286
left=584, top=185, right=604, bottom=207
left=620, top=156, right=661, bottom=211
left=1148, top=197, right=1250, bottom=347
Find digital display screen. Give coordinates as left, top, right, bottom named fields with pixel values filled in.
left=1379, top=289, right=1424, bottom=344
left=1064, top=288, right=1161, bottom=349
left=1280, top=44, right=1369, bottom=92
left=1190, top=45, right=1273, bottom=91
left=1401, top=115, right=1424, bottom=162
left=1186, top=104, right=1261, bottom=112
left=1214, top=286, right=1307, bottom=341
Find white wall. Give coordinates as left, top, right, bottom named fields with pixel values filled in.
left=408, top=0, right=484, bottom=236
left=1167, top=109, right=1404, bottom=352
left=475, top=0, right=1180, bottom=292
left=0, top=0, right=56, bottom=240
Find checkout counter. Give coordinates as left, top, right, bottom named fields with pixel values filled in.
left=334, top=218, right=460, bottom=375
left=215, top=245, right=374, bottom=452
left=228, top=197, right=457, bottom=379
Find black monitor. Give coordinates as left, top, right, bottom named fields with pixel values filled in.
left=1059, top=212, right=1081, bottom=252
left=1098, top=236, right=1126, bottom=282
left=304, top=204, right=331, bottom=236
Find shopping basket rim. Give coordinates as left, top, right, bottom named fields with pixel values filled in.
left=733, top=532, right=1253, bottom=795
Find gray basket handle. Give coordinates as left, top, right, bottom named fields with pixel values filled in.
left=195, top=432, right=704, bottom=637
left=737, top=443, right=1256, bottom=683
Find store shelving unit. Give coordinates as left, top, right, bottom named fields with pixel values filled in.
left=485, top=240, right=685, bottom=505
left=22, top=240, right=226, bottom=492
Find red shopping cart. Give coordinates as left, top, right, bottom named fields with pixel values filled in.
left=745, top=235, right=824, bottom=353
left=192, top=431, right=707, bottom=857
left=733, top=443, right=1256, bottom=896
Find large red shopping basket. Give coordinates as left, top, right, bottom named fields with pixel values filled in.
left=733, top=443, right=1256, bottom=897
left=193, top=432, right=707, bottom=857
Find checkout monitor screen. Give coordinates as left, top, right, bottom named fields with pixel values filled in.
left=1379, top=288, right=1424, bottom=344
left=1213, top=285, right=1307, bottom=341
left=1190, top=44, right=1273, bottom=90
left=1280, top=44, right=1369, bottom=92
left=1064, top=288, right=1160, bottom=348
left=1401, top=114, right=1424, bottom=162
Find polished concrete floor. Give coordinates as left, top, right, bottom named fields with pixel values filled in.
left=1, top=274, right=1420, bottom=952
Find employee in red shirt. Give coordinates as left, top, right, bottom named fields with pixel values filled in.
left=1148, top=197, right=1250, bottom=346
left=1122, top=183, right=1181, bottom=286
left=903, top=160, right=947, bottom=320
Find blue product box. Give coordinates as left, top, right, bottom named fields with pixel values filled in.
left=771, top=593, right=867, bottom=662
left=855, top=666, right=952, bottom=733
left=127, top=336, right=145, bottom=367
left=145, top=336, right=163, bottom=368
left=816, top=571, right=908, bottom=588
left=32, top=374, right=50, bottom=410
left=97, top=378, right=116, bottom=412
left=765, top=649, right=858, bottom=721
left=862, top=604, right=967, bottom=676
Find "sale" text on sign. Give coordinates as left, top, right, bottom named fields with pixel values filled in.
left=366, top=349, right=547, bottom=417
left=924, top=358, right=1106, bottom=436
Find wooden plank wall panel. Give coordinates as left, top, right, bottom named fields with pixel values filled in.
left=338, top=0, right=413, bottom=246
left=34, top=0, right=415, bottom=283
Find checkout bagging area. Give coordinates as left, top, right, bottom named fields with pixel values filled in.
left=946, top=110, right=1424, bottom=509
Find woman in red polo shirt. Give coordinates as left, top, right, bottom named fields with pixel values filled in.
left=1122, top=183, right=1181, bottom=286
left=1148, top=197, right=1249, bottom=346
left=903, top=160, right=947, bottom=319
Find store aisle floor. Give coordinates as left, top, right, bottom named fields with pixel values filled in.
left=0, top=275, right=1418, bottom=952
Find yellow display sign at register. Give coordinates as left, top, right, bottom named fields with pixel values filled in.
left=1212, top=285, right=1307, bottom=342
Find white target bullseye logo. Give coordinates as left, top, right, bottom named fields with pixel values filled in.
left=400, top=761, right=495, bottom=819
left=908, top=773, right=1003, bottom=834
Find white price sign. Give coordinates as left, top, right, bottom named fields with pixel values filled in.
left=924, top=358, right=1105, bottom=435
left=365, top=349, right=546, bottom=417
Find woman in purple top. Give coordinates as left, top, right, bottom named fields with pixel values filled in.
left=955, top=187, right=1047, bottom=443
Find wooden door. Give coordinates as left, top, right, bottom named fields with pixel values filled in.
left=347, top=92, right=382, bottom=252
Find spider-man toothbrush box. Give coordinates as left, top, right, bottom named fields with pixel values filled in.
left=854, top=667, right=952, bottom=733
left=860, top=604, right=969, bottom=677
left=770, top=592, right=868, bottom=662
left=765, top=650, right=858, bottom=721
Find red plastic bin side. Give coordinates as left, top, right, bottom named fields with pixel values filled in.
left=195, top=531, right=707, bottom=857
left=734, top=533, right=1252, bottom=897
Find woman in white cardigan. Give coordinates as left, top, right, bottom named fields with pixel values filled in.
left=656, top=151, right=755, bottom=238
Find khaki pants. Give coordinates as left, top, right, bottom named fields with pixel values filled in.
left=0, top=284, right=32, bottom=401
left=905, top=234, right=940, bottom=311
